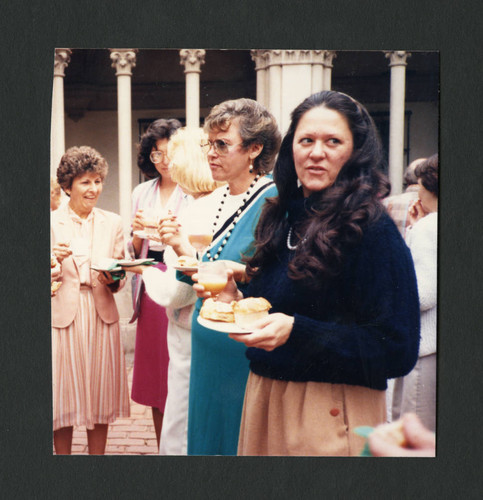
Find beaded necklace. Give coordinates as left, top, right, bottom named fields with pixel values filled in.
left=206, top=174, right=261, bottom=261
left=286, top=226, right=307, bottom=251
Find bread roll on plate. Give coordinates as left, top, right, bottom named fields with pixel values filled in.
left=200, top=298, right=235, bottom=323
left=233, top=297, right=271, bottom=329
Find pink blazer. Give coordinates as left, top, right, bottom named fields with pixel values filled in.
left=51, top=204, right=126, bottom=328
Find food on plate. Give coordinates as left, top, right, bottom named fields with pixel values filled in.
left=177, top=255, right=199, bottom=268
left=51, top=254, right=59, bottom=268
left=200, top=298, right=235, bottom=323
left=233, top=297, right=272, bottom=329
left=370, top=419, right=407, bottom=448
left=51, top=281, right=62, bottom=295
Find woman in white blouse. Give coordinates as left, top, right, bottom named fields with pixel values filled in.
left=392, top=154, right=438, bottom=432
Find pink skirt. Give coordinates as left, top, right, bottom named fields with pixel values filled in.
left=131, top=284, right=169, bottom=410
left=52, top=288, right=130, bottom=431
left=238, top=372, right=386, bottom=456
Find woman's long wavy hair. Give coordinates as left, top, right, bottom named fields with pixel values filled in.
left=246, top=91, right=390, bottom=290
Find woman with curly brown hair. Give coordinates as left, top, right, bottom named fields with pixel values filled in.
left=196, top=91, right=421, bottom=456
left=51, top=146, right=129, bottom=454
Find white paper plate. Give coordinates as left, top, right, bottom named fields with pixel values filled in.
left=173, top=265, right=198, bottom=272
left=197, top=315, right=251, bottom=334
left=90, top=265, right=123, bottom=273
left=118, top=258, right=155, bottom=267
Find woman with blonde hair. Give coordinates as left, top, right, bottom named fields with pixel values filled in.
left=50, top=177, right=62, bottom=211
left=122, top=127, right=223, bottom=454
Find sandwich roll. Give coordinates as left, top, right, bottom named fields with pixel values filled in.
left=200, top=298, right=235, bottom=323
left=233, top=297, right=272, bottom=329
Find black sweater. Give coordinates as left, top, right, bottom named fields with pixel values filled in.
left=246, top=204, right=420, bottom=391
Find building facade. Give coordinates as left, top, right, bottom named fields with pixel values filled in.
left=51, top=48, right=438, bottom=327
left=52, top=48, right=438, bottom=219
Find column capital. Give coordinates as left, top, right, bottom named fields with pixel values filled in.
left=384, top=50, right=411, bottom=67
left=323, top=50, right=337, bottom=68
left=250, top=49, right=271, bottom=70
left=110, top=49, right=138, bottom=76
left=310, top=50, right=326, bottom=65
left=264, top=49, right=329, bottom=67
left=54, top=48, right=72, bottom=77
left=179, top=49, right=206, bottom=74
left=281, top=49, right=313, bottom=64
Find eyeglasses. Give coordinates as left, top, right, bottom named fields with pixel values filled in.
left=200, top=139, right=244, bottom=156
left=150, top=151, right=168, bottom=164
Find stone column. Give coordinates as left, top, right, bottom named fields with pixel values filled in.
left=279, top=50, right=313, bottom=133
left=180, top=49, right=206, bottom=128
left=311, top=50, right=325, bottom=94
left=267, top=51, right=283, bottom=132
left=250, top=50, right=269, bottom=107
left=323, top=51, right=337, bottom=90
left=385, top=50, right=411, bottom=195
left=51, top=48, right=71, bottom=177
left=110, top=49, right=137, bottom=234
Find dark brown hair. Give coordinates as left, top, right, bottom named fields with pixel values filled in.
left=137, top=118, right=182, bottom=178
left=247, top=91, right=390, bottom=290
left=415, top=154, right=438, bottom=196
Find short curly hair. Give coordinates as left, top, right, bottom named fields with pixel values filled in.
left=168, top=127, right=225, bottom=197
left=203, top=98, right=281, bottom=175
left=57, top=146, right=108, bottom=193
left=415, top=154, right=438, bottom=196
left=137, top=118, right=182, bottom=178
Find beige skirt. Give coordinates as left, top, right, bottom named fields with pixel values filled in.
left=52, top=288, right=130, bottom=431
left=238, top=371, right=386, bottom=456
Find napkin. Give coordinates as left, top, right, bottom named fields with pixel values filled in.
left=353, top=426, right=375, bottom=457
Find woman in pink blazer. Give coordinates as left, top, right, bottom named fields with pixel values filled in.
left=51, top=146, right=130, bottom=454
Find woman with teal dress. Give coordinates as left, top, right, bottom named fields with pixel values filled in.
left=158, top=98, right=281, bottom=455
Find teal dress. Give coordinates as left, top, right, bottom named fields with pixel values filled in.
left=183, top=179, right=277, bottom=455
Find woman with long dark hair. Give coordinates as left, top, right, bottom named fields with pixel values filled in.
left=195, top=91, right=420, bottom=456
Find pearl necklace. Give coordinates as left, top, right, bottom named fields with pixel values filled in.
left=286, top=226, right=307, bottom=251
left=206, top=174, right=261, bottom=261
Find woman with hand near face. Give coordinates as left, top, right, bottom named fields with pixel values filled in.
left=196, top=91, right=420, bottom=456
left=51, top=146, right=129, bottom=454
left=128, top=118, right=190, bottom=449
left=392, top=154, right=438, bottom=432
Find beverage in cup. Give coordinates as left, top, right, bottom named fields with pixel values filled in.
left=197, top=261, right=228, bottom=296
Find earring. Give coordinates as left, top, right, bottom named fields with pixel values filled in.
left=297, top=179, right=302, bottom=188
left=249, top=162, right=254, bottom=173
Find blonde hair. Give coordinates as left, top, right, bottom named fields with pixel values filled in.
left=168, top=127, right=225, bottom=196
left=50, top=177, right=61, bottom=197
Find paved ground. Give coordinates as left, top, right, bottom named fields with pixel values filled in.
left=57, top=352, right=159, bottom=456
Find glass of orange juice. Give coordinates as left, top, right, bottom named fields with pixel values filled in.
left=197, top=261, right=228, bottom=299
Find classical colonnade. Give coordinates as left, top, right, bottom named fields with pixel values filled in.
left=51, top=48, right=411, bottom=231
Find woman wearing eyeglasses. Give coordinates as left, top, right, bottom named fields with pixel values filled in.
left=128, top=118, right=191, bottom=449
left=158, top=99, right=281, bottom=455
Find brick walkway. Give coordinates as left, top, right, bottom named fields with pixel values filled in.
left=58, top=352, right=159, bottom=455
